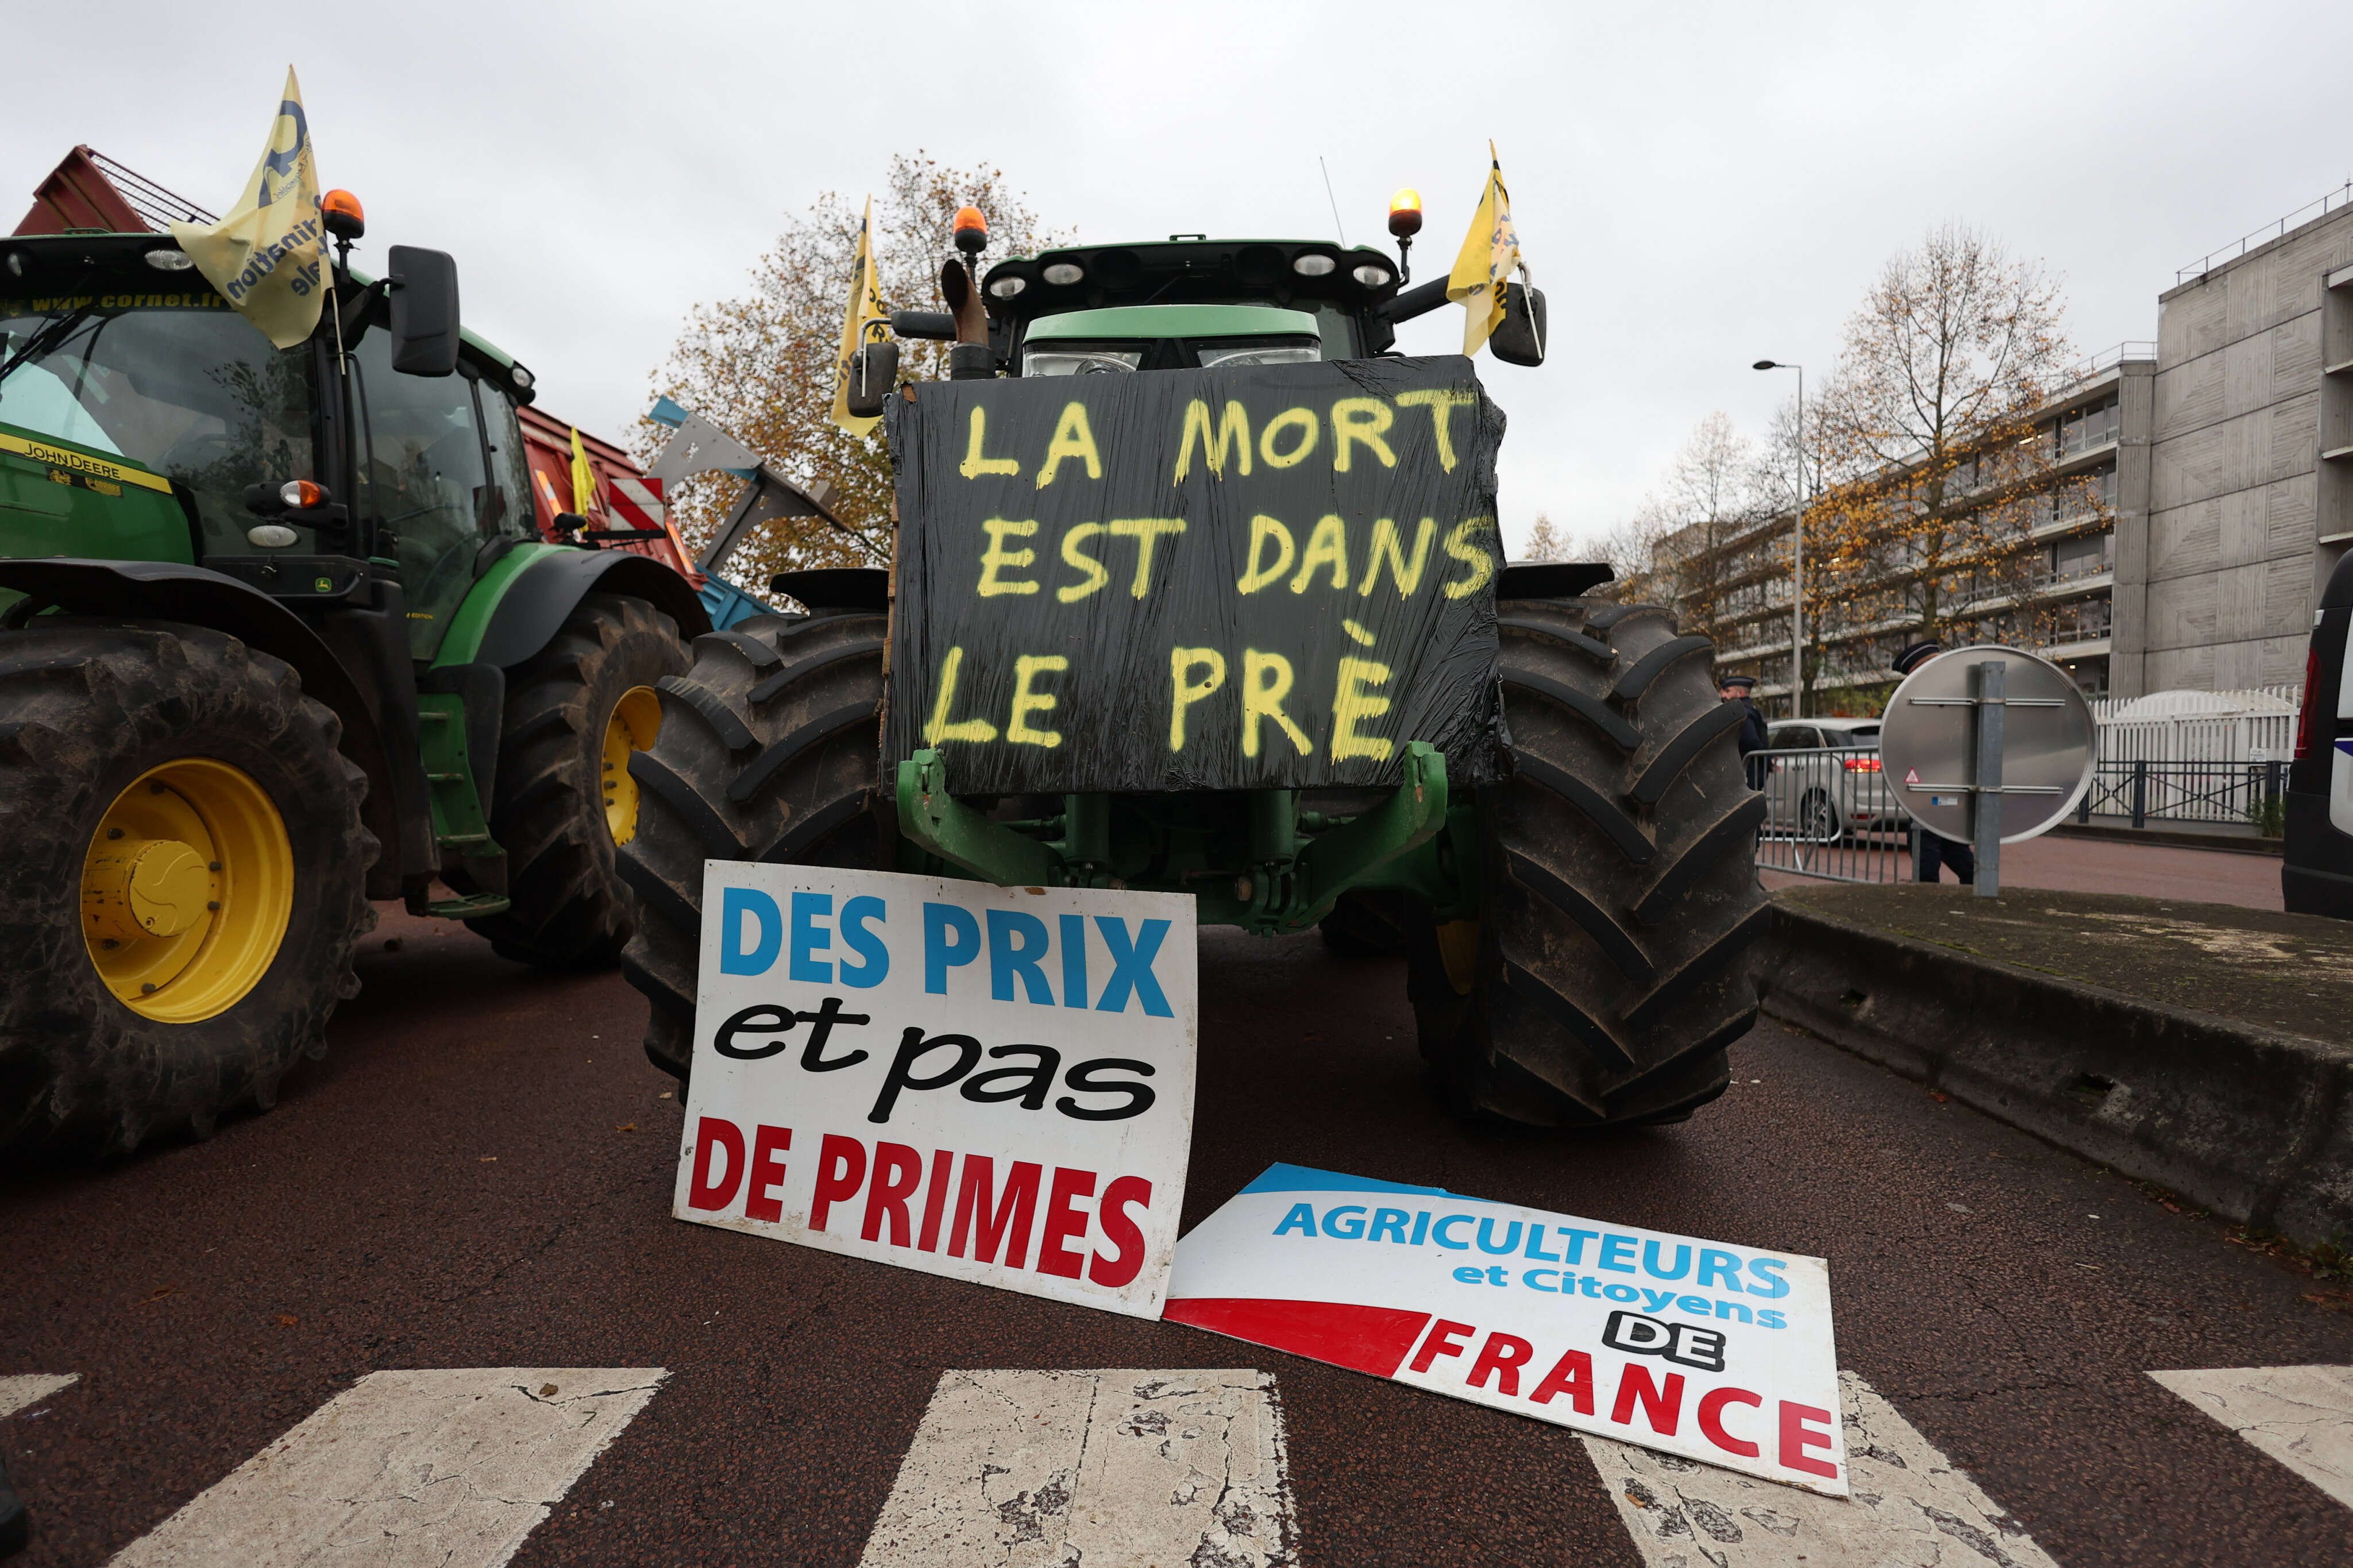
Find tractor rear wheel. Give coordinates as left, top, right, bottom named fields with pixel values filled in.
left=0, top=620, right=375, bottom=1154
left=618, top=610, right=888, bottom=1080
left=461, top=592, right=689, bottom=968
left=1409, top=596, right=1768, bottom=1128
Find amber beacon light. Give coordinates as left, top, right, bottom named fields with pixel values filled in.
left=952, top=205, right=989, bottom=256
left=1387, top=188, right=1424, bottom=238
left=321, top=188, right=365, bottom=242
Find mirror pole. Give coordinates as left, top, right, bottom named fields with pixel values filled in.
left=1972, top=661, right=2005, bottom=898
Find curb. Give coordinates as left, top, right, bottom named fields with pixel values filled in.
left=1752, top=900, right=2353, bottom=1248
left=2047, top=821, right=2283, bottom=857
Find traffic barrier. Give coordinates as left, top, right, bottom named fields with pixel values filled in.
left=1750, top=898, right=2353, bottom=1248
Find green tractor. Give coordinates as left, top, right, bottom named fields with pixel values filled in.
left=618, top=224, right=1769, bottom=1130
left=0, top=217, right=707, bottom=1154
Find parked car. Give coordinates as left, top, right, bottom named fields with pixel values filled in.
left=1760, top=717, right=1903, bottom=843
left=2285, top=552, right=2353, bottom=918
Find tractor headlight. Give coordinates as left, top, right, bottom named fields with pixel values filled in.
left=1291, top=253, right=1337, bottom=277
left=988, top=275, right=1028, bottom=299
left=1042, top=262, right=1085, bottom=286
left=1351, top=262, right=1392, bottom=288
left=143, top=248, right=195, bottom=272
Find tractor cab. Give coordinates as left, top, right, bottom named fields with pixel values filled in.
left=981, top=238, right=1408, bottom=369
left=846, top=231, right=1541, bottom=416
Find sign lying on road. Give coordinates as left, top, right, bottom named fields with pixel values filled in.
left=675, top=864, right=1198, bottom=1320
left=1164, top=1164, right=1846, bottom=1494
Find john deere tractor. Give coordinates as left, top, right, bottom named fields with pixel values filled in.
left=618, top=218, right=1767, bottom=1130
left=0, top=213, right=706, bottom=1154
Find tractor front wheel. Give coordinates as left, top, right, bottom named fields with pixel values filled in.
left=461, top=592, right=688, bottom=968
left=617, top=609, right=888, bottom=1081
left=1409, top=596, right=1769, bottom=1129
left=0, top=620, right=375, bottom=1154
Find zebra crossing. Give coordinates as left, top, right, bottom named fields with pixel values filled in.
left=2, top=1361, right=2346, bottom=1564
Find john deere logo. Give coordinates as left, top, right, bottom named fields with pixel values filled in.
left=313, top=576, right=332, bottom=593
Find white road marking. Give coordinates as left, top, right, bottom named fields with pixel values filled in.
left=0, top=1374, right=78, bottom=1419
left=1585, top=1370, right=2059, bottom=1567
left=109, top=1366, right=665, bottom=1568
left=858, top=1369, right=1295, bottom=1567
left=2150, top=1364, right=2353, bottom=1511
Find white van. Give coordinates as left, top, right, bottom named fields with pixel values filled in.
left=2285, top=552, right=2353, bottom=918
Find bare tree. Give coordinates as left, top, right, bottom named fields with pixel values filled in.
left=1810, top=225, right=2082, bottom=661
left=644, top=154, right=1065, bottom=586
left=1522, top=511, right=1567, bottom=561
left=1641, top=411, right=1762, bottom=646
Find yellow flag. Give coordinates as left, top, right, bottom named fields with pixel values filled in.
left=831, top=196, right=888, bottom=437
left=569, top=426, right=600, bottom=516
left=1445, top=142, right=1522, bottom=357
left=168, top=67, right=327, bottom=350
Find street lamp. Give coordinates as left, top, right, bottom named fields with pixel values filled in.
left=1753, top=359, right=1804, bottom=719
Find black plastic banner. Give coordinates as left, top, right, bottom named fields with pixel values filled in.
left=884, top=355, right=1505, bottom=793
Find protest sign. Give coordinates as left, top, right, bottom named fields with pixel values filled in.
left=1164, top=1164, right=1845, bottom=1494
left=676, top=863, right=1198, bottom=1319
left=884, top=354, right=1507, bottom=795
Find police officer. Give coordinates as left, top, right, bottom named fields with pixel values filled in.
left=1892, top=640, right=1977, bottom=884
left=1718, top=674, right=1768, bottom=787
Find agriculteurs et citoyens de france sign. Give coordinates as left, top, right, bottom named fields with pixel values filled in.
left=675, top=863, right=1198, bottom=1320
left=1166, top=1165, right=1846, bottom=1494
left=885, top=356, right=1506, bottom=793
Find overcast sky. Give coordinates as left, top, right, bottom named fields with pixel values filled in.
left=12, top=0, right=2352, bottom=556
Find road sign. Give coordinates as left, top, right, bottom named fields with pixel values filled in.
left=674, top=863, right=1198, bottom=1319
left=1878, top=645, right=2096, bottom=896
left=1164, top=1164, right=1847, bottom=1496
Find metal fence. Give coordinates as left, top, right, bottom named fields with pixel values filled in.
left=1751, top=737, right=2294, bottom=885
left=2075, top=759, right=2286, bottom=829
left=1749, top=747, right=1918, bottom=884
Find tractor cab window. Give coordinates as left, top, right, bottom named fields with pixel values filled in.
left=1023, top=342, right=1144, bottom=377
left=474, top=379, right=538, bottom=544
left=1194, top=336, right=1321, bottom=369
left=0, top=292, right=317, bottom=553
left=352, top=332, right=492, bottom=659
left=1021, top=334, right=1324, bottom=377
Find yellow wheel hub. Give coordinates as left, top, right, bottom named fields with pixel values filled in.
left=1436, top=918, right=1479, bottom=996
left=81, top=759, right=292, bottom=1023
left=603, top=686, right=662, bottom=846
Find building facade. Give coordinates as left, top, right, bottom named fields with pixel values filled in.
left=2124, top=198, right=2353, bottom=697
left=1667, top=351, right=2148, bottom=713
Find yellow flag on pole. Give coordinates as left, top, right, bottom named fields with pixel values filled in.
left=831, top=196, right=888, bottom=437
left=569, top=426, right=600, bottom=517
left=168, top=67, right=327, bottom=350
left=1444, top=142, right=1522, bottom=357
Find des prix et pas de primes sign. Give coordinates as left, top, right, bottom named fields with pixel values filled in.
left=884, top=355, right=1507, bottom=794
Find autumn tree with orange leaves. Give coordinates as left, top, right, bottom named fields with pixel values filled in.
left=1803, top=224, right=2089, bottom=694
left=643, top=155, right=1063, bottom=589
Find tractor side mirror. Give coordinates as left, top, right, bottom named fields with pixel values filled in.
left=1488, top=283, right=1548, bottom=368
left=844, top=339, right=900, bottom=419
left=387, top=245, right=461, bottom=377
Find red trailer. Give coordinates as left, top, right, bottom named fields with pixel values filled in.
left=515, top=405, right=702, bottom=585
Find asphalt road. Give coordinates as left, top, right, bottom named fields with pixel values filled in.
left=5, top=905, right=2351, bottom=1566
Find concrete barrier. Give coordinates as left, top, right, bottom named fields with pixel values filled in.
left=1752, top=897, right=2353, bottom=1248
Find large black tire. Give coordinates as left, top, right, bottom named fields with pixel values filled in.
left=0, top=621, right=375, bottom=1155
left=461, top=592, right=689, bottom=968
left=1409, top=597, right=1769, bottom=1129
left=618, top=611, right=888, bottom=1080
